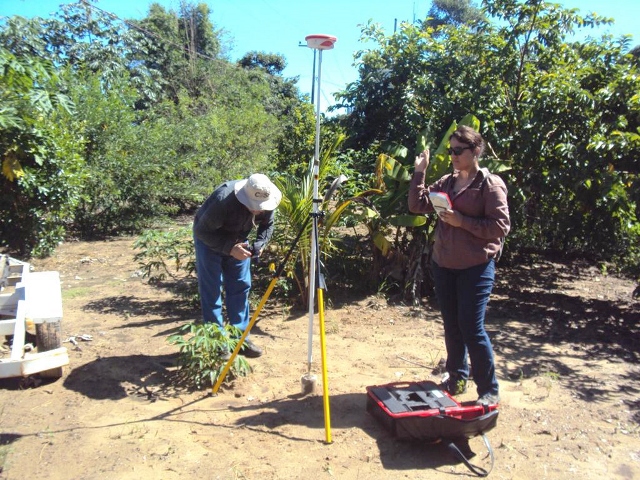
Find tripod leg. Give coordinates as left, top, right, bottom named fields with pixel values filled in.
left=317, top=285, right=332, bottom=443
left=212, top=217, right=310, bottom=395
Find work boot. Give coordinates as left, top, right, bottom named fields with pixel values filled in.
left=219, top=347, right=231, bottom=362
left=239, top=338, right=263, bottom=358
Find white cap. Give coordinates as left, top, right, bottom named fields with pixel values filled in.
left=234, top=174, right=282, bottom=211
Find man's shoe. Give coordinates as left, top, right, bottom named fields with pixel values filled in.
left=440, top=374, right=467, bottom=396
left=239, top=338, right=263, bottom=358
left=219, top=347, right=231, bottom=362
left=476, top=392, right=500, bottom=406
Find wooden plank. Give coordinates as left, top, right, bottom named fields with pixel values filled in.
left=0, top=281, right=22, bottom=317
left=21, top=348, right=69, bottom=376
left=10, top=298, right=27, bottom=360
left=5, top=257, right=28, bottom=287
left=0, top=347, right=69, bottom=378
left=24, top=271, right=63, bottom=323
left=0, top=255, right=7, bottom=286
left=0, top=360, right=23, bottom=378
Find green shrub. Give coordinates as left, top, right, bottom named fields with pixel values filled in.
left=133, top=226, right=198, bottom=303
left=167, top=323, right=251, bottom=390
left=0, top=48, right=85, bottom=257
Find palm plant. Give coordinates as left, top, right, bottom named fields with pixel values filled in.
left=272, top=133, right=350, bottom=304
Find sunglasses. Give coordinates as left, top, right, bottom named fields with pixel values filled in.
left=448, top=145, right=474, bottom=156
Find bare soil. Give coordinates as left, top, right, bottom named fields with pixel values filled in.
left=1, top=236, right=639, bottom=479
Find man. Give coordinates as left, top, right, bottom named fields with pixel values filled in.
left=193, top=173, right=282, bottom=358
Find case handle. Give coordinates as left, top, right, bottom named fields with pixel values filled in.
left=446, top=434, right=494, bottom=477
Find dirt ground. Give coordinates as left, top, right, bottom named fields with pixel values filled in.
left=1, top=235, right=639, bottom=480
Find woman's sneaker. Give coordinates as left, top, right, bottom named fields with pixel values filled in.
left=476, top=392, right=500, bottom=406
left=440, top=374, right=467, bottom=396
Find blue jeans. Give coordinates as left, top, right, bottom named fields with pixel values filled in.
left=194, top=237, right=251, bottom=331
left=431, top=259, right=498, bottom=397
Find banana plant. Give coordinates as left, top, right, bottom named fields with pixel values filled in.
left=356, top=114, right=491, bottom=303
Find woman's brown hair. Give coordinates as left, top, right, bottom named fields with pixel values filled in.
left=449, top=125, right=485, bottom=157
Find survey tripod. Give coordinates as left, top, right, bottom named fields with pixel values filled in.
left=213, top=33, right=338, bottom=445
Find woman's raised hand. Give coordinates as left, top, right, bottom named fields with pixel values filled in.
left=414, top=148, right=430, bottom=173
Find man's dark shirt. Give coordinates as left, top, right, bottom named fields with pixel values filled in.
left=193, top=180, right=275, bottom=255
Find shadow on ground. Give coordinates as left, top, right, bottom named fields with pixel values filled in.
left=62, top=353, right=179, bottom=400
left=82, top=295, right=194, bottom=329
left=487, top=259, right=639, bottom=408
left=227, top=391, right=491, bottom=474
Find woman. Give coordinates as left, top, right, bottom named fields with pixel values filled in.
left=408, top=125, right=510, bottom=405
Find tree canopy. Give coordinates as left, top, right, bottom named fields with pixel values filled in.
left=335, top=0, right=639, bottom=273
left=0, top=0, right=638, bottom=280
left=0, top=1, right=314, bottom=255
left=425, top=0, right=485, bottom=29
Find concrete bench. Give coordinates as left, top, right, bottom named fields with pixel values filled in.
left=0, top=263, right=69, bottom=379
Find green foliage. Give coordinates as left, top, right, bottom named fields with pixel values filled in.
left=0, top=47, right=86, bottom=256
left=68, top=71, right=168, bottom=235
left=348, top=133, right=434, bottom=300
left=133, top=226, right=195, bottom=280
left=1, top=2, right=310, bottom=255
left=272, top=101, right=316, bottom=176
left=272, top=133, right=352, bottom=304
left=238, top=52, right=316, bottom=177
left=167, top=323, right=251, bottom=390
left=426, top=0, right=485, bottom=29
left=336, top=0, right=640, bottom=274
left=238, top=51, right=287, bottom=75
left=132, top=2, right=224, bottom=104
left=134, top=85, right=278, bottom=213
left=132, top=225, right=200, bottom=307
left=42, top=2, right=164, bottom=106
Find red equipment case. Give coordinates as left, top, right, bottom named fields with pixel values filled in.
left=366, top=380, right=499, bottom=476
left=366, top=380, right=498, bottom=441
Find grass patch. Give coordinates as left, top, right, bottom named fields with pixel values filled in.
left=61, top=287, right=92, bottom=299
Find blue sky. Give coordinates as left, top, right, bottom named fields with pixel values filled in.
left=2, top=0, right=638, bottom=113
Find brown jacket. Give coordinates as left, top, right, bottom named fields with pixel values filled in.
left=409, top=168, right=510, bottom=269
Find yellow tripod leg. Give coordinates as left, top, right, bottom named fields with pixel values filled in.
left=317, top=287, right=332, bottom=444
left=212, top=276, right=278, bottom=395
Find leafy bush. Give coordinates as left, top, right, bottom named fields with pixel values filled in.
left=133, top=226, right=198, bottom=304
left=168, top=323, right=251, bottom=390
left=2, top=5, right=306, bottom=251
left=0, top=48, right=85, bottom=257
left=335, top=1, right=640, bottom=273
